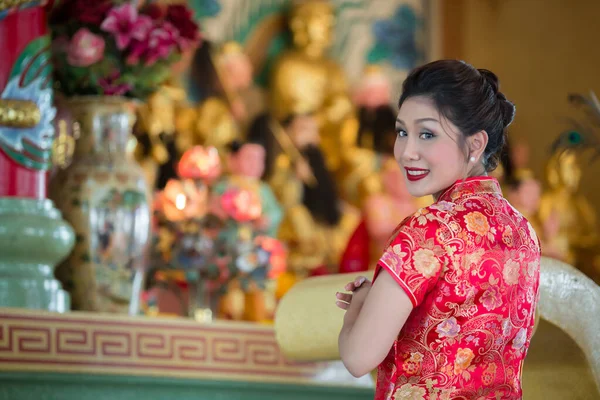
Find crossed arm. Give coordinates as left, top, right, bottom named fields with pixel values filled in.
left=336, top=270, right=414, bottom=377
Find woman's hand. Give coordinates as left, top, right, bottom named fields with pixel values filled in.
left=335, top=276, right=372, bottom=311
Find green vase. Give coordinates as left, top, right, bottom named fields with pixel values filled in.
left=0, top=198, right=74, bottom=311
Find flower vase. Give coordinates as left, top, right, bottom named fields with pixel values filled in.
left=49, top=96, right=151, bottom=314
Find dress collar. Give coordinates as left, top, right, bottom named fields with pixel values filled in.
left=436, top=176, right=502, bottom=203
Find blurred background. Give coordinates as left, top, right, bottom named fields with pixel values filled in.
left=0, top=1, right=598, bottom=399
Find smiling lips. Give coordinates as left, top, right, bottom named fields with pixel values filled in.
left=405, top=167, right=429, bottom=181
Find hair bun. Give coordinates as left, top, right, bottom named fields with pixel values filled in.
left=479, top=69, right=515, bottom=128
left=499, top=98, right=516, bottom=128
left=478, top=68, right=500, bottom=94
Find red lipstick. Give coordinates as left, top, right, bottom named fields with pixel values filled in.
left=405, top=167, right=429, bottom=182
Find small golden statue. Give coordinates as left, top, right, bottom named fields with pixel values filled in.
left=216, top=41, right=267, bottom=131
left=134, top=81, right=186, bottom=190
left=539, top=149, right=598, bottom=271
left=269, top=0, right=355, bottom=172
left=180, top=41, right=244, bottom=157
left=539, top=91, right=600, bottom=280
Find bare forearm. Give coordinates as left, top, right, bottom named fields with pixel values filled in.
left=338, top=297, right=367, bottom=376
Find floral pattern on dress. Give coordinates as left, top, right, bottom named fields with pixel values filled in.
left=373, top=177, right=541, bottom=400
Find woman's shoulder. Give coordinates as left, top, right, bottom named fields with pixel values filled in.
left=402, top=201, right=460, bottom=227
left=385, top=202, right=456, bottom=245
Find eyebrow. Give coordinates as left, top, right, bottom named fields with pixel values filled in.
left=396, top=117, right=440, bottom=124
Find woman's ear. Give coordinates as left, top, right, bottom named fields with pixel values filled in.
left=468, top=130, right=489, bottom=162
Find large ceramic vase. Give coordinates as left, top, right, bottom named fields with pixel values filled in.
left=50, top=96, right=151, bottom=314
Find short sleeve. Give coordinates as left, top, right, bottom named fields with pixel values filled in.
left=373, top=212, right=448, bottom=307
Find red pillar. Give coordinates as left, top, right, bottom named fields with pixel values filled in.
left=0, top=5, right=50, bottom=198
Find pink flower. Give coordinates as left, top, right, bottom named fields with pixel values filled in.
left=98, top=71, right=132, bottom=96
left=436, top=317, right=461, bottom=338
left=220, top=187, right=262, bottom=222
left=512, top=328, right=527, bottom=350
left=480, top=286, right=503, bottom=311
left=126, top=22, right=178, bottom=66
left=503, top=259, right=520, bottom=285
left=101, top=3, right=153, bottom=50
left=146, top=22, right=179, bottom=65
left=66, top=28, right=105, bottom=67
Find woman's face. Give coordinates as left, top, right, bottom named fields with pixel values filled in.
left=394, top=96, right=473, bottom=199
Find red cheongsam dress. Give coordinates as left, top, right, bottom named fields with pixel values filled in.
left=373, top=176, right=541, bottom=400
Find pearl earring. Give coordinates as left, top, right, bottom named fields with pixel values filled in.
left=470, top=156, right=476, bottom=163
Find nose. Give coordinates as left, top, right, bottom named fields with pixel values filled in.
left=399, top=136, right=420, bottom=162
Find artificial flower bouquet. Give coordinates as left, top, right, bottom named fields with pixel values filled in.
left=145, top=146, right=286, bottom=319
left=48, top=0, right=201, bottom=99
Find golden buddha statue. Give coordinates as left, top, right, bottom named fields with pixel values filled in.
left=539, top=150, right=598, bottom=271
left=269, top=0, right=354, bottom=173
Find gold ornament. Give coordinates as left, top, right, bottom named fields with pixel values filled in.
left=0, top=99, right=40, bottom=128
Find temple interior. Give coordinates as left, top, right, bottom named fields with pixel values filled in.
left=0, top=0, right=599, bottom=399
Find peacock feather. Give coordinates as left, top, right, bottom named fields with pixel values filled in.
left=552, top=90, right=600, bottom=163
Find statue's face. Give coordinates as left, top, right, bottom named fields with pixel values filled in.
left=547, top=151, right=582, bottom=191
left=558, top=151, right=581, bottom=191
left=230, top=144, right=266, bottom=179
left=290, top=4, right=334, bottom=55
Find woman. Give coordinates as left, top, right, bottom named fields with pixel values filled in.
left=336, top=60, right=540, bottom=399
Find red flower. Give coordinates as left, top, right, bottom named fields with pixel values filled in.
left=165, top=4, right=200, bottom=49
left=143, top=3, right=167, bottom=20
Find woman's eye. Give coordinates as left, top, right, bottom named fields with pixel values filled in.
left=420, top=132, right=434, bottom=140
left=396, top=129, right=407, bottom=137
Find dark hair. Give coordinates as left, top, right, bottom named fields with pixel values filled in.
left=190, top=40, right=225, bottom=102
left=357, top=105, right=397, bottom=154
left=301, top=145, right=342, bottom=226
left=499, top=138, right=518, bottom=187
left=246, top=113, right=278, bottom=180
left=398, top=60, right=516, bottom=171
